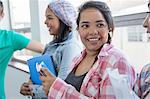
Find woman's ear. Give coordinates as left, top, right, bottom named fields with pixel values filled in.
left=109, top=28, right=112, bottom=32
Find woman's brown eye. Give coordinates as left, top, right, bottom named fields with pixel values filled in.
left=81, top=24, right=89, bottom=28
left=97, top=23, right=106, bottom=28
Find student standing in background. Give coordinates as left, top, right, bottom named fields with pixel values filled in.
left=133, top=0, right=150, bottom=99
left=20, top=0, right=82, bottom=98
left=0, top=1, right=44, bottom=99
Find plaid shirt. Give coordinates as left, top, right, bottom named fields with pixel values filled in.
left=134, top=63, right=150, bottom=99
left=48, top=44, right=136, bottom=99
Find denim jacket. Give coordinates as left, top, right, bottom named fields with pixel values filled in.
left=43, top=32, right=82, bottom=80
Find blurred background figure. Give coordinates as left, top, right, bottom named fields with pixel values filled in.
left=0, top=0, right=44, bottom=99
left=20, top=0, right=82, bottom=98
left=133, top=0, right=150, bottom=99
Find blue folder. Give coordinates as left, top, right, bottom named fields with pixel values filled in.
left=27, top=54, right=56, bottom=85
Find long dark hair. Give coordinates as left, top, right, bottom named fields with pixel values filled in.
left=77, top=1, right=114, bottom=44
left=53, top=19, right=70, bottom=43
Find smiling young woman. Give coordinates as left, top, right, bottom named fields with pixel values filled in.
left=39, top=1, right=136, bottom=99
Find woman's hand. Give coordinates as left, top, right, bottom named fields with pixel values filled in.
left=40, top=68, right=56, bottom=96
left=20, top=81, right=34, bottom=96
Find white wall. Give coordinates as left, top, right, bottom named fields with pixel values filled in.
left=5, top=66, right=30, bottom=99
left=0, top=0, right=11, bottom=29
left=112, top=27, right=150, bottom=73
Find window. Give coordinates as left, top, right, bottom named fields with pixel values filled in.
left=9, top=0, right=31, bottom=29
left=128, top=25, right=150, bottom=42
left=8, top=0, right=32, bottom=56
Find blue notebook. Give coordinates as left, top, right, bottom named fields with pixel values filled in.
left=27, top=54, right=56, bottom=85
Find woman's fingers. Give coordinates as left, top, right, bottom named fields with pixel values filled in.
left=41, top=68, right=52, bottom=77
left=39, top=68, right=57, bottom=96
left=20, top=82, right=34, bottom=96
left=20, top=90, right=34, bottom=96
left=40, top=68, right=52, bottom=81
left=22, top=82, right=29, bottom=87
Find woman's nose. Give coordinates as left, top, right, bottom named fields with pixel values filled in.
left=89, top=28, right=99, bottom=35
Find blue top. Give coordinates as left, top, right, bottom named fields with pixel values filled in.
left=43, top=32, right=82, bottom=80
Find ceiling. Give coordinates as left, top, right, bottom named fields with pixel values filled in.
left=68, top=0, right=148, bottom=14
left=108, top=0, right=147, bottom=13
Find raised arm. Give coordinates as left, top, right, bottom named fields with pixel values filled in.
left=26, top=40, right=44, bottom=53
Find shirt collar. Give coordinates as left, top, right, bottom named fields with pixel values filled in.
left=98, top=43, right=113, bottom=57
left=81, top=43, right=113, bottom=59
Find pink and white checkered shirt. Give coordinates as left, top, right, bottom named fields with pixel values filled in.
left=134, top=63, right=150, bottom=99
left=48, top=44, right=136, bottom=99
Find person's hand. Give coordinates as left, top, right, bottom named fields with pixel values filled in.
left=40, top=68, right=56, bottom=96
left=20, top=82, right=34, bottom=96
